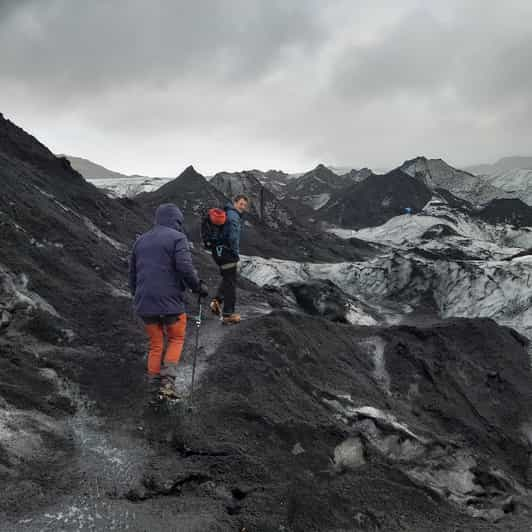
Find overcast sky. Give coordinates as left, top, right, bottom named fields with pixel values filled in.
left=1, top=1, right=531, bottom=176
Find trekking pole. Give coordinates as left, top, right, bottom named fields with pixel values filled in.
left=189, top=293, right=203, bottom=405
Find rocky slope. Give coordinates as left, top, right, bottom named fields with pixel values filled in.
left=117, top=312, right=532, bottom=531
left=284, top=163, right=361, bottom=210
left=475, top=198, right=532, bottom=227
left=341, top=166, right=373, bottom=183
left=138, top=165, right=375, bottom=263
left=0, top=111, right=154, bottom=520
left=3, top=113, right=532, bottom=531
left=137, top=165, right=228, bottom=225
left=210, top=170, right=297, bottom=230
left=254, top=168, right=293, bottom=197
left=318, top=169, right=433, bottom=229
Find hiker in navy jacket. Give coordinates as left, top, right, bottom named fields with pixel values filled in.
left=210, top=195, right=249, bottom=324
left=129, top=203, right=208, bottom=396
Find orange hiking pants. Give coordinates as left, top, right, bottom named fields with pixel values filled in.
left=144, top=314, right=187, bottom=376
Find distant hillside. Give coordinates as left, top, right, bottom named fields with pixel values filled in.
left=61, top=155, right=134, bottom=180
left=318, top=169, right=433, bottom=228
left=474, top=198, right=532, bottom=227
left=464, top=156, right=532, bottom=206
left=399, top=156, right=507, bottom=205
left=466, top=156, right=532, bottom=175
left=284, top=163, right=368, bottom=210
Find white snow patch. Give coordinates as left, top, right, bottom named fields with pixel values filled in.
left=333, top=437, right=366, bottom=470
left=87, top=176, right=173, bottom=197
left=310, top=193, right=331, bottom=210
left=345, top=303, right=378, bottom=326
left=33, top=185, right=73, bottom=214
left=107, top=284, right=131, bottom=298
left=83, top=217, right=124, bottom=250
left=350, top=406, right=423, bottom=442
left=0, top=265, right=60, bottom=317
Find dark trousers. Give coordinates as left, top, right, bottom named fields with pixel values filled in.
left=216, top=265, right=238, bottom=315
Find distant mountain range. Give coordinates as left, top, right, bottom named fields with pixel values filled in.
left=66, top=153, right=532, bottom=209
left=466, top=156, right=532, bottom=175
left=136, top=165, right=367, bottom=262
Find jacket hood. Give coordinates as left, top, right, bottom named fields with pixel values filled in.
left=154, top=203, right=184, bottom=230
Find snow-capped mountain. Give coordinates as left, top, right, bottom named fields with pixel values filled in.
left=400, top=156, right=508, bottom=205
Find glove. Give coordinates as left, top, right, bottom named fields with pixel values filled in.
left=196, top=281, right=209, bottom=298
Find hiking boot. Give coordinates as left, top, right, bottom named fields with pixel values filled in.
left=159, top=386, right=182, bottom=401
left=222, top=313, right=241, bottom=325
left=159, top=376, right=181, bottom=400
left=210, top=298, right=222, bottom=316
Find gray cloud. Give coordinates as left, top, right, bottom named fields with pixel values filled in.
left=331, top=5, right=532, bottom=109
left=0, top=1, right=531, bottom=175
left=0, top=0, right=324, bottom=94
left=333, top=10, right=455, bottom=99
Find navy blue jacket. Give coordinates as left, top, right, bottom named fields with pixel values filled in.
left=223, top=203, right=243, bottom=259
left=129, top=204, right=200, bottom=317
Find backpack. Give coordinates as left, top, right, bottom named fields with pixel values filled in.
left=201, top=208, right=227, bottom=252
